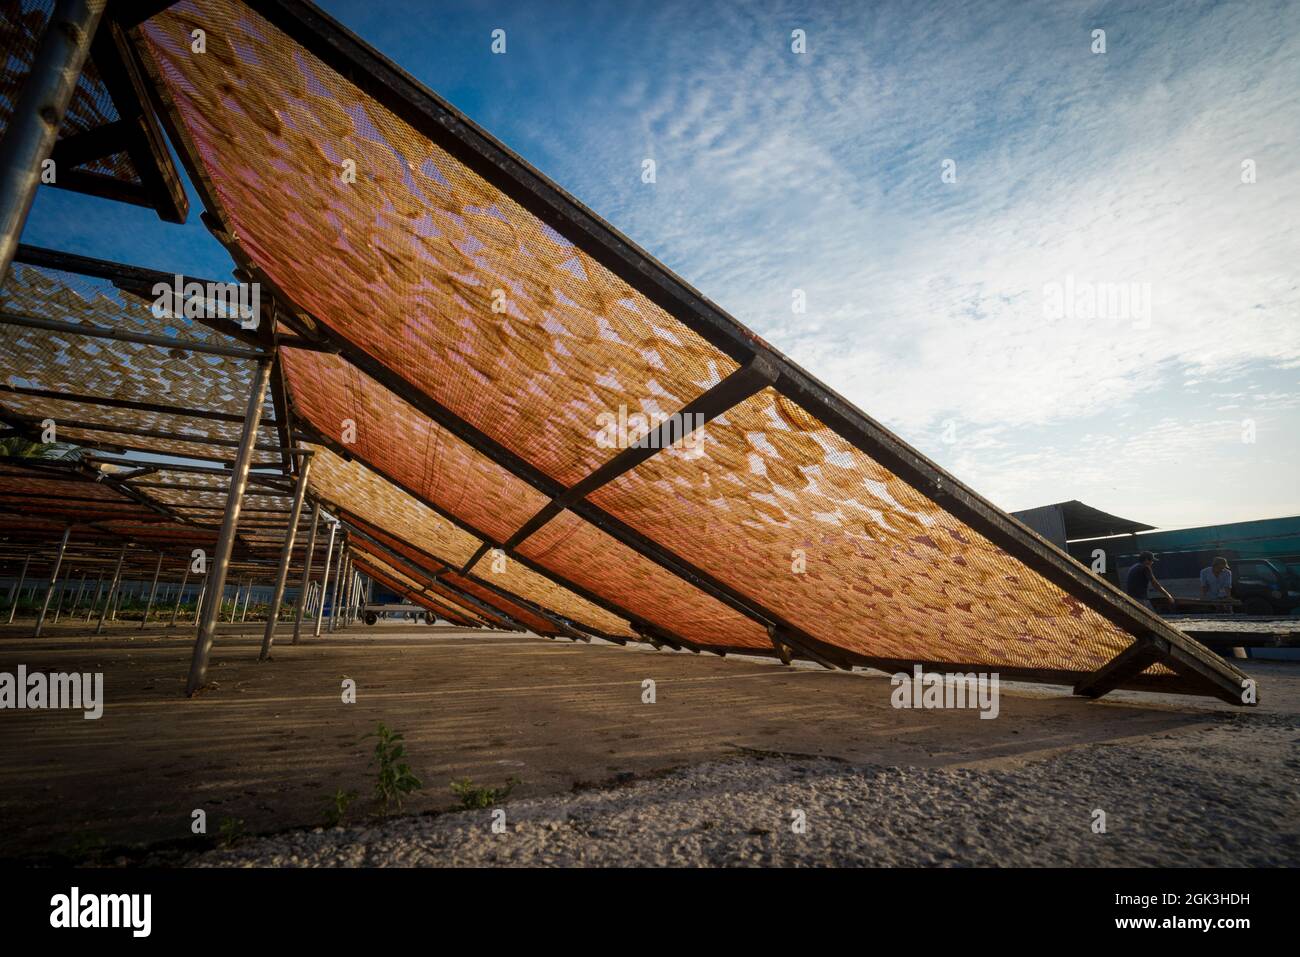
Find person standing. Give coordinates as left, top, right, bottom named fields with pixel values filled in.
left=1124, top=551, right=1174, bottom=610
left=1199, top=557, right=1233, bottom=604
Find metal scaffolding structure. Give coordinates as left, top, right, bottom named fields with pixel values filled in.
left=0, top=0, right=1255, bottom=705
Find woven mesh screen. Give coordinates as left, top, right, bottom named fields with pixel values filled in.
left=281, top=347, right=548, bottom=543
left=305, top=444, right=481, bottom=568
left=589, top=388, right=1136, bottom=671
left=131, top=0, right=1217, bottom=691
left=0, top=261, right=278, bottom=462
left=348, top=550, right=477, bottom=626
left=465, top=546, right=634, bottom=639
left=437, top=569, right=564, bottom=636
left=305, top=444, right=630, bottom=636
left=0, top=462, right=154, bottom=523
left=516, top=511, right=771, bottom=650
left=0, top=0, right=141, bottom=184
left=339, top=513, right=536, bottom=631
left=140, top=1, right=735, bottom=487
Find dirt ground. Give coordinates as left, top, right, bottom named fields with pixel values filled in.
left=0, top=619, right=1295, bottom=866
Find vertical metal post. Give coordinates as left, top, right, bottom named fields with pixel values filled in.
left=72, top=570, right=87, bottom=613
left=51, top=570, right=68, bottom=624
left=170, top=565, right=189, bottom=626
left=7, top=555, right=30, bottom=623
left=186, top=359, right=272, bottom=695
left=95, top=543, right=126, bottom=635
left=84, top=570, right=102, bottom=622
left=33, top=525, right=71, bottom=637
left=291, top=501, right=319, bottom=644
left=193, top=580, right=207, bottom=625
left=329, top=544, right=346, bottom=633
left=0, top=0, right=107, bottom=279
left=239, top=580, right=252, bottom=622
left=259, top=453, right=312, bottom=660
left=340, top=556, right=352, bottom=627
left=140, top=552, right=163, bottom=628
left=313, top=521, right=338, bottom=638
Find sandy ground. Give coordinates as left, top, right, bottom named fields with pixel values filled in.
left=1, top=619, right=1296, bottom=866
left=195, top=714, right=1300, bottom=867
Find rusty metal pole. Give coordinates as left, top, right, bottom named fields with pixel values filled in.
left=313, top=521, right=338, bottom=638
left=33, top=525, right=71, bottom=637
left=7, top=554, right=30, bottom=623
left=170, top=564, right=189, bottom=626
left=291, top=501, right=319, bottom=644
left=83, top=570, right=103, bottom=622
left=259, top=452, right=312, bottom=660
left=140, top=551, right=163, bottom=629
left=185, top=359, right=272, bottom=695
left=0, top=0, right=107, bottom=279
left=95, top=543, right=126, bottom=635
left=328, top=543, right=347, bottom=634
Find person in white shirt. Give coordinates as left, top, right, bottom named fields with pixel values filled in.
left=1199, top=557, right=1233, bottom=601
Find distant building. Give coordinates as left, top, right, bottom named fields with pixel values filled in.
left=1012, top=502, right=1300, bottom=617
left=1010, top=500, right=1152, bottom=551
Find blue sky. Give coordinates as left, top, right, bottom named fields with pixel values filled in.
left=19, top=0, right=1300, bottom=529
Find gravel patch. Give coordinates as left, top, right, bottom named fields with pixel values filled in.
left=192, top=712, right=1300, bottom=867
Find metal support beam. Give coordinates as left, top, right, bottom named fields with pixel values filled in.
left=0, top=310, right=271, bottom=360
left=95, top=543, right=126, bottom=635
left=499, top=354, right=778, bottom=553
left=312, top=520, right=338, bottom=639
left=185, top=359, right=273, bottom=696
left=0, top=0, right=107, bottom=279
left=328, top=542, right=346, bottom=634
left=259, top=452, right=312, bottom=660
left=63, top=570, right=87, bottom=620
left=139, top=551, right=163, bottom=627
left=170, top=564, right=189, bottom=625
left=83, top=570, right=103, bottom=622
left=1074, top=636, right=1168, bottom=699
left=32, top=525, right=71, bottom=637
left=6, top=555, right=30, bottom=623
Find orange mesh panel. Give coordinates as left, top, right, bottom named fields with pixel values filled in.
left=516, top=511, right=771, bottom=650
left=305, top=445, right=482, bottom=568
left=437, top=570, right=564, bottom=636
left=281, top=348, right=548, bottom=543
left=140, top=0, right=736, bottom=486
left=467, top=547, right=634, bottom=638
left=341, top=515, right=528, bottom=631
left=131, top=0, right=1191, bottom=687
left=306, top=445, right=629, bottom=636
left=589, top=389, right=1139, bottom=673
left=0, top=262, right=279, bottom=460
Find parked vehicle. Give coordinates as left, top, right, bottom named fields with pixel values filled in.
left=362, top=603, right=436, bottom=626
left=1231, top=558, right=1300, bottom=615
